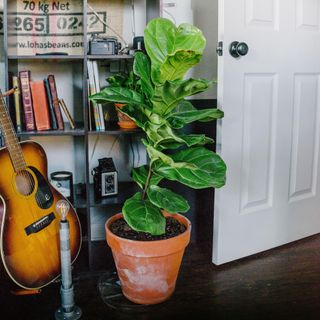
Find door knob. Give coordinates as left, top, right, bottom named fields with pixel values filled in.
left=229, top=41, right=249, bottom=58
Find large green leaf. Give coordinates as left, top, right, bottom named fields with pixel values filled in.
left=119, top=104, right=149, bottom=130
left=155, top=133, right=214, bottom=150
left=145, top=122, right=185, bottom=149
left=167, top=100, right=224, bottom=129
left=106, top=74, right=127, bottom=87
left=144, top=18, right=206, bottom=84
left=151, top=78, right=212, bottom=116
left=144, top=141, right=195, bottom=170
left=89, top=87, right=149, bottom=109
left=154, top=147, right=227, bottom=189
left=133, top=52, right=154, bottom=100
left=147, top=185, right=190, bottom=214
left=181, top=134, right=214, bottom=147
left=123, top=192, right=165, bottom=235
left=132, top=165, right=163, bottom=189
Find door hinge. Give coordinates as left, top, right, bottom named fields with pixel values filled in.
left=216, top=41, right=223, bottom=56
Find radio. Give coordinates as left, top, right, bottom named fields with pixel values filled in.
left=88, top=35, right=121, bottom=55
left=92, top=158, right=118, bottom=199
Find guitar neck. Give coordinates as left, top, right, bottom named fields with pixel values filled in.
left=0, top=90, right=26, bottom=171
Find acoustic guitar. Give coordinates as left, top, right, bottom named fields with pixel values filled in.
left=0, top=89, right=81, bottom=290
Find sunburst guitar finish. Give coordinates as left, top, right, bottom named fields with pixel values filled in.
left=0, top=90, right=81, bottom=290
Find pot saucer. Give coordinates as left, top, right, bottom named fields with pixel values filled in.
left=98, top=271, right=165, bottom=312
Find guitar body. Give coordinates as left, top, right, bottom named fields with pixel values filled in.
left=0, top=141, right=81, bottom=290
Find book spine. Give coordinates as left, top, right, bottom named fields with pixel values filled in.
left=12, top=76, right=22, bottom=132
left=44, top=78, right=58, bottom=130
left=30, top=80, right=51, bottom=131
left=47, top=74, right=64, bottom=130
left=59, top=99, right=76, bottom=129
left=87, top=78, right=93, bottom=131
left=19, top=70, right=35, bottom=131
left=92, top=61, right=105, bottom=131
left=87, top=61, right=101, bottom=130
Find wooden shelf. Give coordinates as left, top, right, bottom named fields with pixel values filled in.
left=8, top=54, right=133, bottom=61
left=17, top=128, right=85, bottom=137
left=87, top=54, right=133, bottom=60
left=89, top=127, right=142, bottom=136
left=8, top=55, right=84, bottom=61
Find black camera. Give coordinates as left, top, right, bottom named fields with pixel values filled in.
left=88, top=35, right=121, bottom=55
left=92, top=158, right=118, bottom=199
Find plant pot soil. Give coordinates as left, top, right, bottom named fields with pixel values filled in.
left=105, top=212, right=191, bottom=305
left=110, top=217, right=186, bottom=241
left=115, top=103, right=137, bottom=129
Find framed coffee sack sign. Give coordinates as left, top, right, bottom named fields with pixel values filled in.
left=6, top=0, right=124, bottom=56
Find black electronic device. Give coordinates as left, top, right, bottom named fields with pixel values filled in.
left=88, top=35, right=121, bottom=55
left=92, top=158, right=118, bottom=198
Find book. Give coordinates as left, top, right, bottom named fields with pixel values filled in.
left=44, top=78, right=58, bottom=130
left=19, top=70, right=35, bottom=131
left=12, top=76, right=22, bottom=132
left=47, top=74, right=64, bottom=130
left=30, top=80, right=51, bottom=131
left=87, top=78, right=93, bottom=131
left=59, top=99, right=76, bottom=129
left=92, top=60, right=105, bottom=131
left=87, top=60, right=102, bottom=130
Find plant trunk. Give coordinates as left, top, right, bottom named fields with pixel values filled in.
left=142, top=165, right=152, bottom=200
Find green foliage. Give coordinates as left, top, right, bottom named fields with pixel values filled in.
left=123, top=192, right=165, bottom=235
left=90, top=17, right=227, bottom=236
left=147, top=185, right=190, bottom=214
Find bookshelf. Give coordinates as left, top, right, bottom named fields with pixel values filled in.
left=2, top=0, right=160, bottom=269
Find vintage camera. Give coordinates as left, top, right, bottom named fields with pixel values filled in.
left=92, top=158, right=118, bottom=198
left=88, top=35, right=121, bottom=55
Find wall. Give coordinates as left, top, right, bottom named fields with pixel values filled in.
left=162, top=0, right=218, bottom=99
left=191, top=0, right=218, bottom=100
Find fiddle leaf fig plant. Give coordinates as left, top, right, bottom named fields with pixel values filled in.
left=90, top=17, right=227, bottom=236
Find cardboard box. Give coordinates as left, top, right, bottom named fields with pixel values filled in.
left=7, top=0, right=124, bottom=56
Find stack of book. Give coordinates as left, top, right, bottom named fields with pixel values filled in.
left=11, top=72, right=75, bottom=133
left=87, top=60, right=105, bottom=131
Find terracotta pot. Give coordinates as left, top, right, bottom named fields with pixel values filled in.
left=105, top=212, right=191, bottom=305
left=115, top=103, right=137, bottom=129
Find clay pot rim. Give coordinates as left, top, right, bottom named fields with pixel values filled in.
left=114, top=103, right=126, bottom=108
left=105, top=212, right=191, bottom=245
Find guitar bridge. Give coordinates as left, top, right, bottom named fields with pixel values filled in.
left=25, top=212, right=56, bottom=236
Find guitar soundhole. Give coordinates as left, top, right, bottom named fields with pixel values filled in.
left=15, top=170, right=35, bottom=196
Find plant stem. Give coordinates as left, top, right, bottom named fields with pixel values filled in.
left=142, top=165, right=153, bottom=200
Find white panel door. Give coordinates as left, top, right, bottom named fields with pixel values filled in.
left=214, top=0, right=320, bottom=264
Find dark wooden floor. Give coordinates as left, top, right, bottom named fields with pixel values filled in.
left=2, top=233, right=320, bottom=320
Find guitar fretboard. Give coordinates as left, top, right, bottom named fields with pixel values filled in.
left=0, top=91, right=26, bottom=172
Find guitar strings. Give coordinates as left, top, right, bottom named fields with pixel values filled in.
left=1, top=90, right=64, bottom=270
left=1, top=90, right=50, bottom=210
left=1, top=90, right=76, bottom=275
left=0, top=91, right=46, bottom=228
left=0, top=91, right=36, bottom=198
